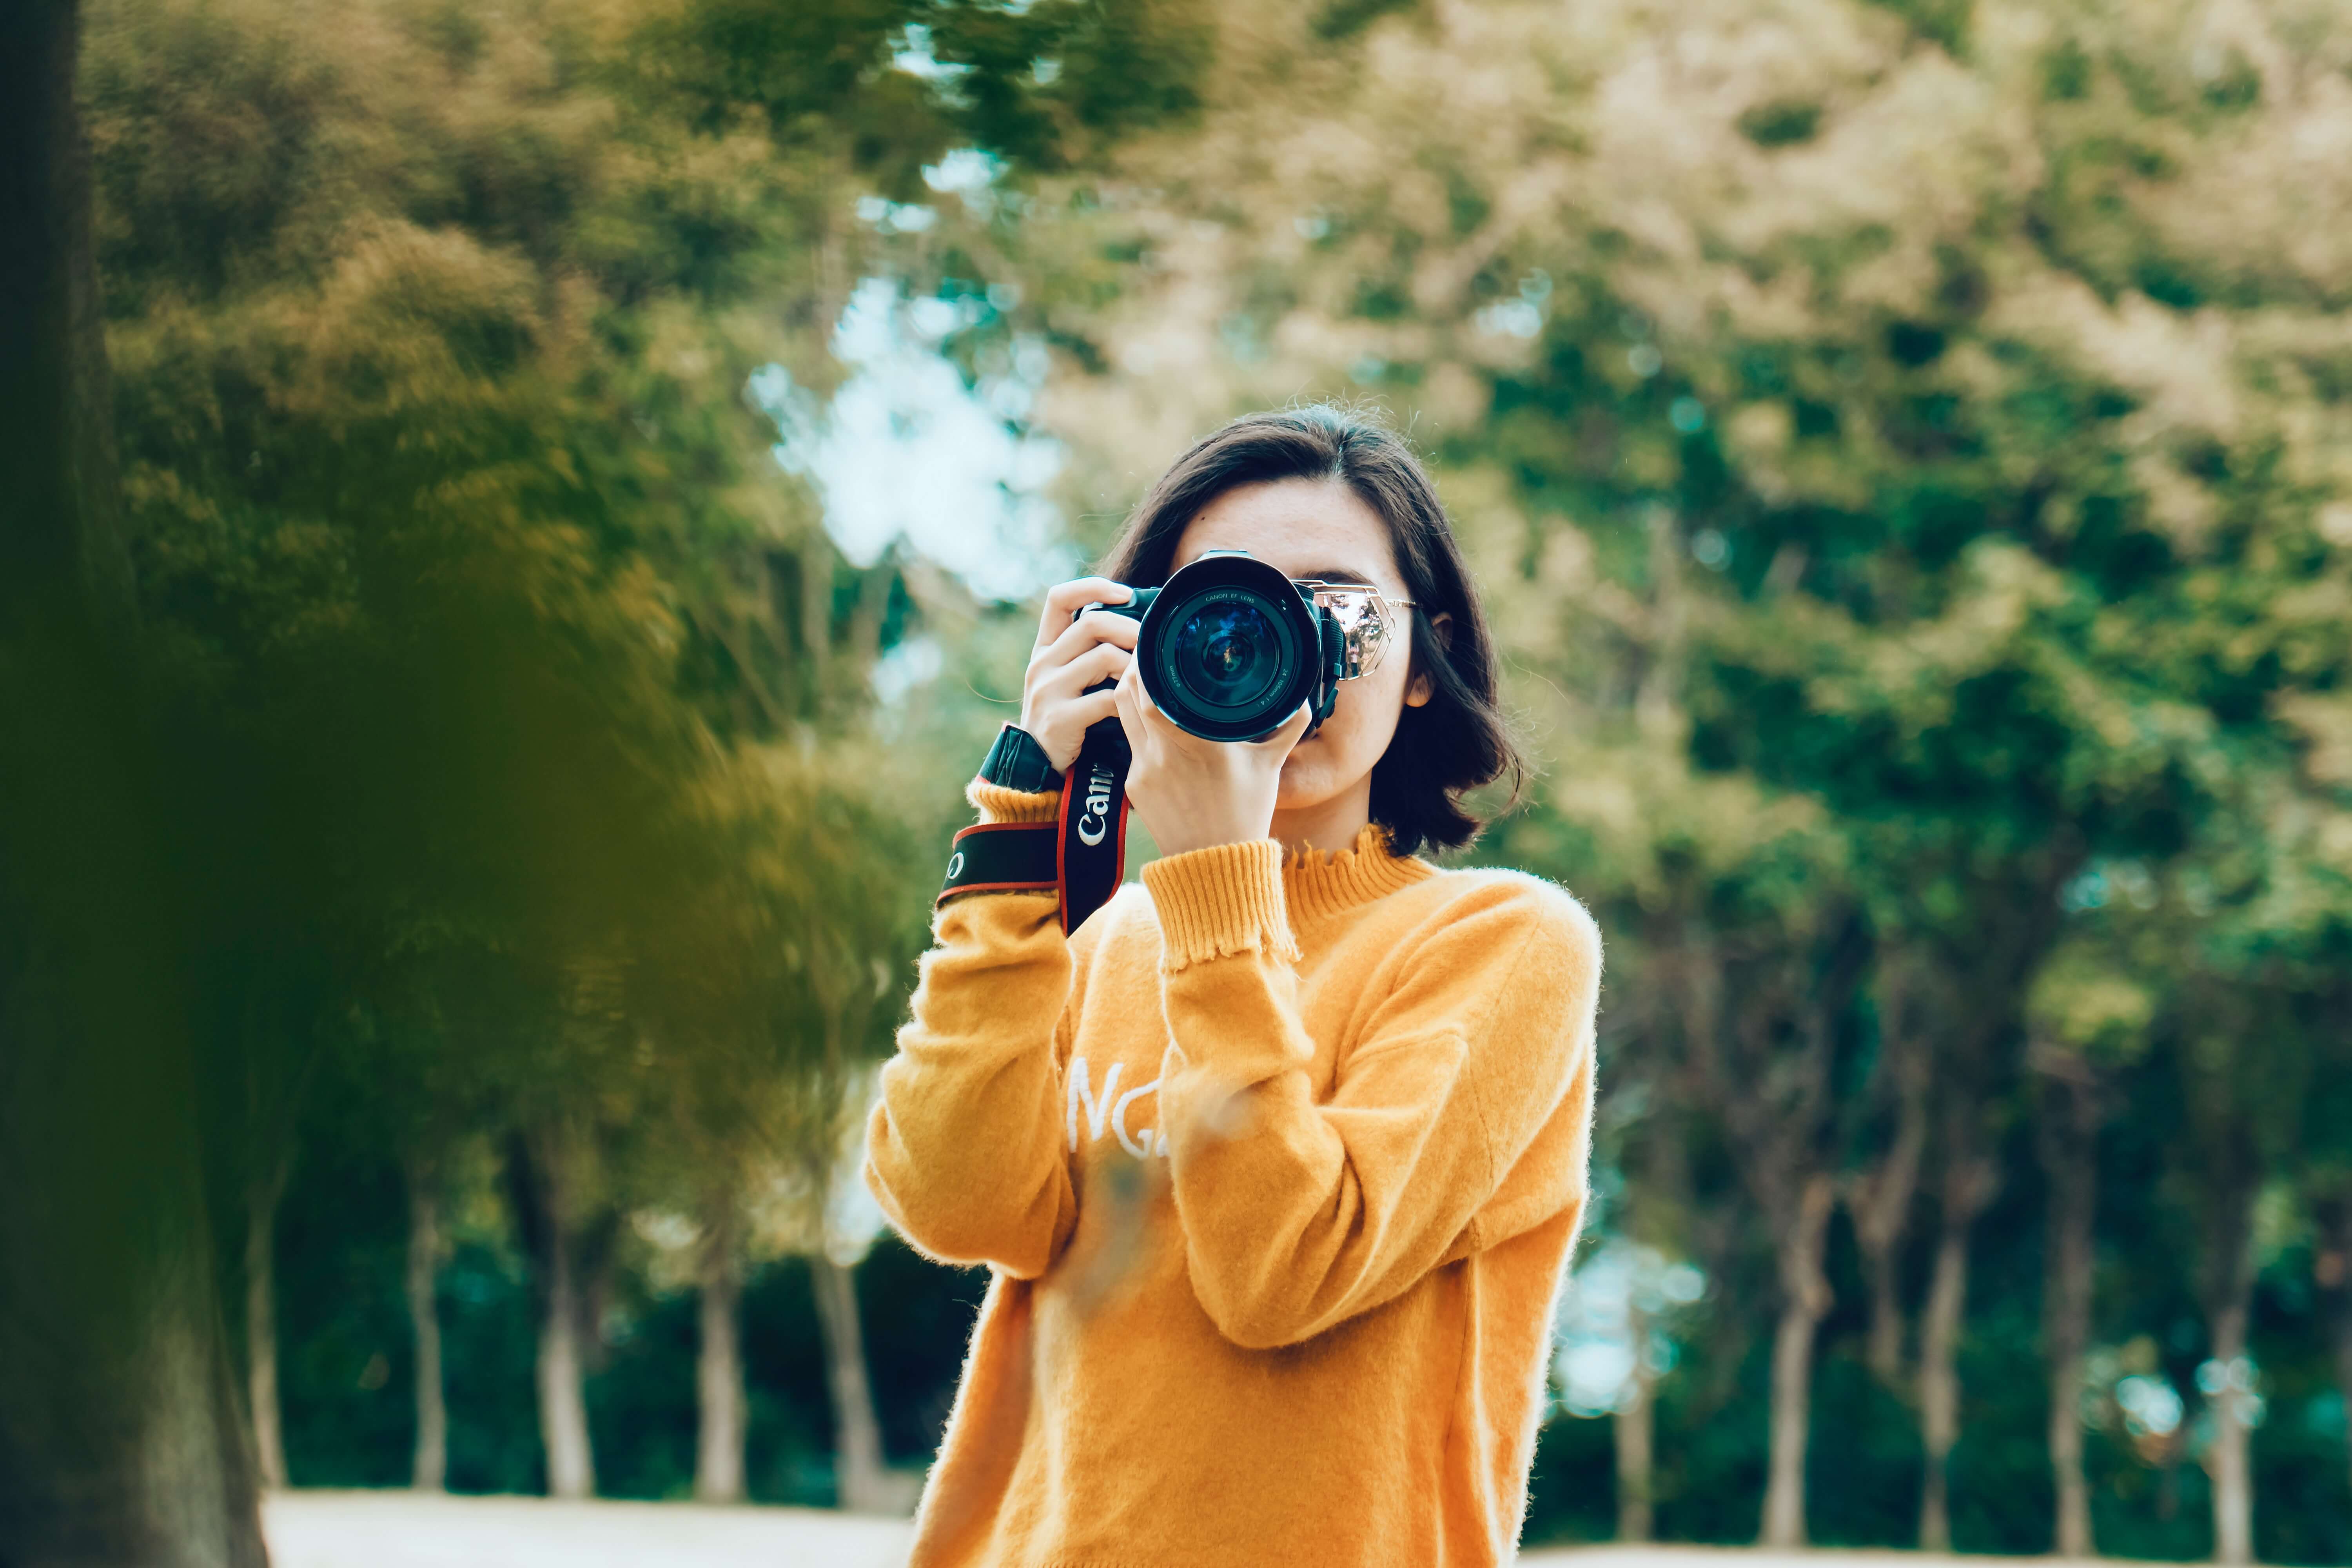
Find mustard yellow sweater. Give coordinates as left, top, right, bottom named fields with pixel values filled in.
left=865, top=780, right=1601, bottom=1568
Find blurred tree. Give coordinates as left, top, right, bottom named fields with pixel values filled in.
left=72, top=0, right=1030, bottom=1508
left=0, top=0, right=265, bottom=1559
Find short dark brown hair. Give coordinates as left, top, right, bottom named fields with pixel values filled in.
left=1095, top=405, right=1520, bottom=857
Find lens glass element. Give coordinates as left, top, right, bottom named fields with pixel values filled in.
left=1167, top=592, right=1290, bottom=712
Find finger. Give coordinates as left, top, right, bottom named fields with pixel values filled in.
left=1077, top=608, right=1142, bottom=650
left=1033, top=606, right=1142, bottom=673
left=1081, top=639, right=1135, bottom=686
left=1065, top=688, right=1122, bottom=734
left=1033, top=641, right=1132, bottom=703
left=1035, top=577, right=1134, bottom=650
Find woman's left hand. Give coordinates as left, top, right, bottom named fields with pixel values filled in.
left=1114, top=658, right=1314, bottom=859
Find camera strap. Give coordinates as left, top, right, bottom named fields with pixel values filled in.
left=1054, top=719, right=1131, bottom=936
left=936, top=718, right=1131, bottom=936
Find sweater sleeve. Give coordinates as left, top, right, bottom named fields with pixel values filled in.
left=1143, top=842, right=1600, bottom=1350
left=863, top=780, right=1081, bottom=1279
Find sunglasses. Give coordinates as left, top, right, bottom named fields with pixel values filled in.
left=1291, top=580, right=1419, bottom=681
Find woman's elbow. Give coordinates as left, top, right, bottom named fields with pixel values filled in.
left=865, top=1156, right=1060, bottom=1278
left=1188, top=1261, right=1336, bottom=1350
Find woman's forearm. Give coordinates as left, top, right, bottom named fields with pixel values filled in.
left=864, top=789, right=1081, bottom=1278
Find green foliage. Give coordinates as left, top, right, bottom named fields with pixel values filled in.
left=986, top=0, right=2352, bottom=1546
left=930, top=0, right=1214, bottom=169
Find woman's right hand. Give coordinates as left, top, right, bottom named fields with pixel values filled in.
left=1018, top=577, right=1140, bottom=775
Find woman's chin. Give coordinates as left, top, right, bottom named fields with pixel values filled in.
left=1274, top=765, right=1339, bottom=815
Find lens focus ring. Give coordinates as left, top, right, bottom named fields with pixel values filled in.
left=1133, top=553, right=1323, bottom=740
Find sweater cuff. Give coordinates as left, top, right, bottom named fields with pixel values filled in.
left=1142, top=841, right=1299, bottom=970
left=967, top=776, right=1059, bottom=825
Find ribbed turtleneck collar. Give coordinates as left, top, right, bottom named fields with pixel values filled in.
left=1280, top=823, right=1434, bottom=928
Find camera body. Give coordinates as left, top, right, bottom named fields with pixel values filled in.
left=1090, top=550, right=1345, bottom=742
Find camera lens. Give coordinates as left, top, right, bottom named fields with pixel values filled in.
left=1168, top=592, right=1289, bottom=711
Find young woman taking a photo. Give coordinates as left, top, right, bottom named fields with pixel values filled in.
left=866, top=406, right=1602, bottom=1566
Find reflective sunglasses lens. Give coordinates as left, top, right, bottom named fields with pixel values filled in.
left=1313, top=588, right=1394, bottom=679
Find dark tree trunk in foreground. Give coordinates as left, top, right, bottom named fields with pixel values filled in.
left=2342, top=1310, right=2352, bottom=1526
left=246, top=1173, right=289, bottom=1490
left=2037, top=1060, right=2102, bottom=1559
left=0, top=2, right=266, bottom=1561
left=810, top=1253, right=892, bottom=1512
left=406, top=1159, right=448, bottom=1492
left=695, top=1201, right=746, bottom=1504
left=2320, top=1196, right=2352, bottom=1512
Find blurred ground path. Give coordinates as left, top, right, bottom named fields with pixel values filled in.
left=263, top=1491, right=913, bottom=1568
left=266, top=1493, right=2067, bottom=1568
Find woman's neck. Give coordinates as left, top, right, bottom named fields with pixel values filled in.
left=1270, top=776, right=1374, bottom=857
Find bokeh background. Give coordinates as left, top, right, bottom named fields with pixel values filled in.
left=10, top=0, right=2352, bottom=1562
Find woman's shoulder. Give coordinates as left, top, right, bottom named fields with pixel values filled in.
left=1403, top=860, right=1603, bottom=967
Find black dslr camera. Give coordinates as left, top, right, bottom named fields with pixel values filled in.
left=1089, top=550, right=1350, bottom=742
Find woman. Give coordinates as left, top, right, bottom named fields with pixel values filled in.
left=866, top=406, right=1601, bottom=1566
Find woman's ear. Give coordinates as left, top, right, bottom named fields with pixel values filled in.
left=1404, top=612, right=1453, bottom=708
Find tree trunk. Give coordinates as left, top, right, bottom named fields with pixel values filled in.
left=2206, top=1291, right=2256, bottom=1566
left=1920, top=1103, right=1998, bottom=1551
left=245, top=1175, right=288, bottom=1490
left=536, top=1222, right=595, bottom=1499
left=1615, top=1323, right=1656, bottom=1543
left=1918, top=1198, right=1976, bottom=1546
left=406, top=1163, right=447, bottom=1492
left=2202, top=1174, right=2261, bottom=1567
left=2321, top=1197, right=2352, bottom=1514
left=1917, top=1216, right=1968, bottom=1551
left=2339, top=1289, right=2352, bottom=1528
left=2334, top=1281, right=2352, bottom=1514
left=512, top=1129, right=596, bottom=1499
left=1849, top=969, right=1930, bottom=1390
left=1762, top=1174, right=1836, bottom=1548
left=2038, top=1065, right=2101, bottom=1559
left=0, top=1, right=266, bottom=1561
left=696, top=1203, right=746, bottom=1504
left=810, top=1252, right=892, bottom=1513
left=1862, top=1241, right=1908, bottom=1389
